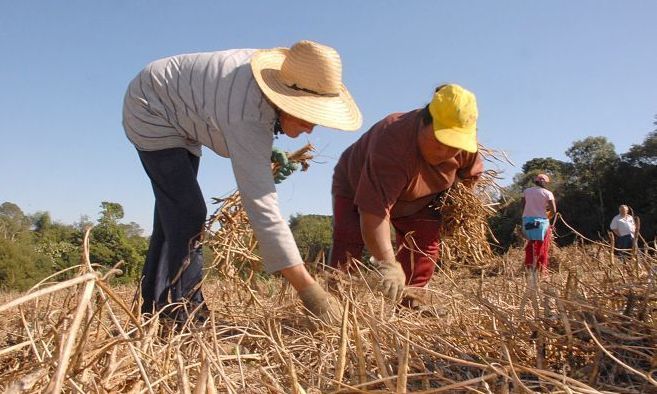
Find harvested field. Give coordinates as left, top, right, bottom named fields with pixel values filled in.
left=0, top=235, right=655, bottom=393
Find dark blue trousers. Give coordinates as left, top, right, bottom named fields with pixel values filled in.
left=615, top=234, right=634, bottom=250
left=138, top=148, right=206, bottom=314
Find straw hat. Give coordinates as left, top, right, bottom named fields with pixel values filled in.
left=250, top=40, right=362, bottom=131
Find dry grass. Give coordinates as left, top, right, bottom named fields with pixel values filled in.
left=1, top=145, right=656, bottom=393
left=1, top=236, right=656, bottom=393
left=204, top=144, right=316, bottom=278
left=435, top=145, right=511, bottom=270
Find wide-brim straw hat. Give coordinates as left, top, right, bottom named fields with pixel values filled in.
left=251, top=40, right=362, bottom=131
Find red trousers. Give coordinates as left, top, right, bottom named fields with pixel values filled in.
left=524, top=226, right=551, bottom=272
left=329, top=196, right=441, bottom=287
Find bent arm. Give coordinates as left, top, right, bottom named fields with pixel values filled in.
left=359, top=209, right=395, bottom=263
left=610, top=218, right=620, bottom=237
left=222, top=122, right=305, bottom=273
left=548, top=198, right=557, bottom=225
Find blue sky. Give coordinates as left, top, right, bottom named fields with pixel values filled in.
left=1, top=1, right=656, bottom=233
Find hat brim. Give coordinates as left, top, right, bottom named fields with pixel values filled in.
left=251, top=48, right=362, bottom=131
left=433, top=119, right=478, bottom=153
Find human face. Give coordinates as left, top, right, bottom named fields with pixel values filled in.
left=279, top=112, right=315, bottom=138
left=417, top=124, right=461, bottom=165
left=619, top=205, right=628, bottom=216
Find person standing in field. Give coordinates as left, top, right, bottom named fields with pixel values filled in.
left=329, top=84, right=484, bottom=304
left=610, top=204, right=636, bottom=252
left=521, top=174, right=557, bottom=274
left=122, top=40, right=362, bottom=325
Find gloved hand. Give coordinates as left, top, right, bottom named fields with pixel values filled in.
left=271, top=147, right=299, bottom=184
left=373, top=258, right=406, bottom=302
left=271, top=147, right=288, bottom=166
left=298, top=282, right=341, bottom=325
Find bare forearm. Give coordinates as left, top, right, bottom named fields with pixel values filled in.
left=280, top=264, right=315, bottom=292
left=549, top=200, right=557, bottom=224
left=359, top=210, right=395, bottom=262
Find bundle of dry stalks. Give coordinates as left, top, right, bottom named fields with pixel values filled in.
left=435, top=145, right=510, bottom=269
left=204, top=144, right=316, bottom=280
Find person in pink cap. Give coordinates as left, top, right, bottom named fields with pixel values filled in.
left=521, top=174, right=557, bottom=274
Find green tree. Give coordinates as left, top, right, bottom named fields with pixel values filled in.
left=89, top=202, right=147, bottom=282
left=564, top=136, right=618, bottom=231
left=520, top=157, right=572, bottom=189
left=74, top=214, right=94, bottom=231
left=289, top=214, right=333, bottom=262
left=32, top=211, right=52, bottom=233
left=0, top=202, right=30, bottom=241
left=122, top=221, right=145, bottom=238
left=0, top=203, right=54, bottom=290
left=0, top=201, right=149, bottom=290
left=0, top=237, right=51, bottom=291
left=99, top=202, right=125, bottom=224
left=611, top=124, right=657, bottom=240
left=624, top=130, right=657, bottom=166
left=31, top=212, right=80, bottom=272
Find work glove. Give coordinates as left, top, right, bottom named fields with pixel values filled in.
left=298, top=282, right=341, bottom=325
left=271, top=147, right=299, bottom=184
left=372, top=258, right=406, bottom=302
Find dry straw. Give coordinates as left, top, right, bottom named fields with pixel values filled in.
left=1, top=145, right=656, bottom=393
left=434, top=145, right=510, bottom=270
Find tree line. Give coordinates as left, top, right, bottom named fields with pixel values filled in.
left=0, top=202, right=332, bottom=291
left=491, top=120, right=657, bottom=250
left=1, top=119, right=655, bottom=290
left=0, top=202, right=148, bottom=290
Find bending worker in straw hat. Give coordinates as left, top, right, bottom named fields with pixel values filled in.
left=521, top=174, right=557, bottom=275
left=122, top=40, right=361, bottom=324
left=329, top=84, right=484, bottom=304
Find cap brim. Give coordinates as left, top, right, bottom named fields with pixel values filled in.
left=433, top=124, right=478, bottom=153
left=251, top=48, right=362, bottom=131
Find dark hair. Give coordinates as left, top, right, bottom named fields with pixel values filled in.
left=420, top=84, right=449, bottom=126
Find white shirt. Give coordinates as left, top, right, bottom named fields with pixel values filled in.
left=122, top=49, right=303, bottom=273
left=610, top=214, right=636, bottom=237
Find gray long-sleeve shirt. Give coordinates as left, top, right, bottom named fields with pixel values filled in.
left=122, top=49, right=303, bottom=273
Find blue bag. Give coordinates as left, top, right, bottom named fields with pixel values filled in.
left=522, top=217, right=549, bottom=241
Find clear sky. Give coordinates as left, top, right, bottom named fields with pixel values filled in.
left=1, top=1, right=656, bottom=234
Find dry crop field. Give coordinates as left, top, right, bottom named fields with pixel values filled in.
left=0, top=239, right=655, bottom=393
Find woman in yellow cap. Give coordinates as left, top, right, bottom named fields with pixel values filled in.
left=329, top=84, right=483, bottom=304
left=122, top=40, right=361, bottom=325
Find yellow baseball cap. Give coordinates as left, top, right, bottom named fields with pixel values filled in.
left=428, top=84, right=478, bottom=153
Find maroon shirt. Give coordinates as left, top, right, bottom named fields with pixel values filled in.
left=332, top=109, right=484, bottom=218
